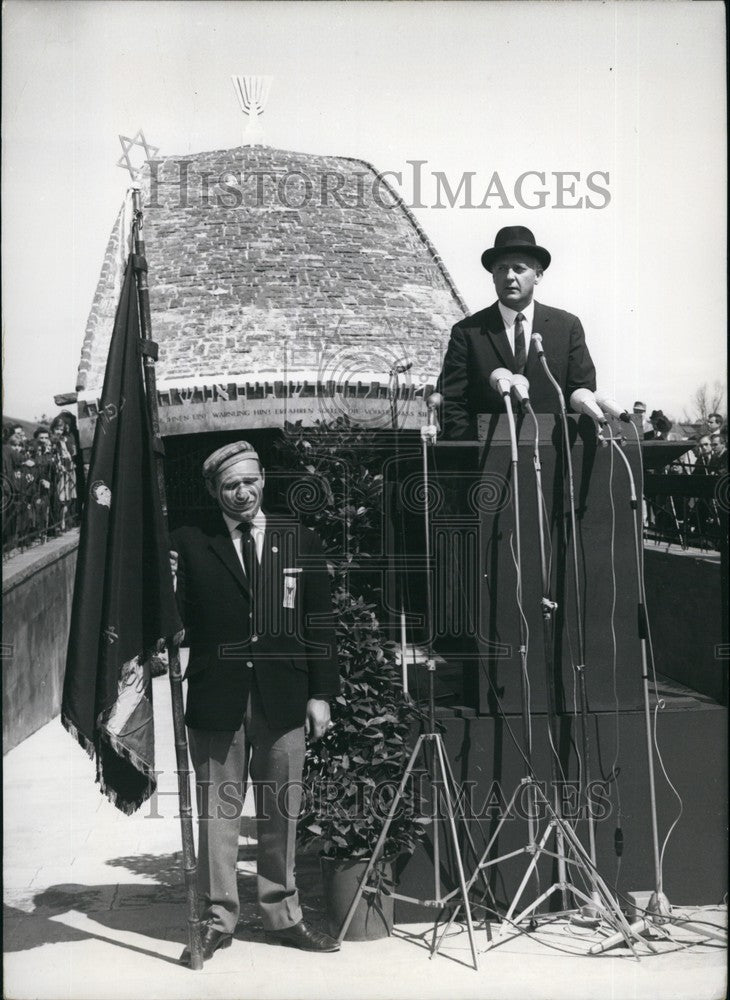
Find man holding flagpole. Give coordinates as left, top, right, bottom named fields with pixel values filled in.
left=62, top=199, right=206, bottom=967
left=171, top=440, right=341, bottom=960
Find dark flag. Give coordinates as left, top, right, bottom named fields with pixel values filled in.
left=62, top=256, right=182, bottom=814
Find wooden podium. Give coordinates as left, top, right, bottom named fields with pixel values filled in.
left=425, top=413, right=645, bottom=715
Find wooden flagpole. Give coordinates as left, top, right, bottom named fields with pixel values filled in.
left=131, top=188, right=204, bottom=970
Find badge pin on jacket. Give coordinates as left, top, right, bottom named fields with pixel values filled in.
left=283, top=568, right=302, bottom=609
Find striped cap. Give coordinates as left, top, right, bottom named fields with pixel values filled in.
left=202, top=441, right=260, bottom=480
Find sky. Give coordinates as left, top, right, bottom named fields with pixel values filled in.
left=2, top=0, right=727, bottom=425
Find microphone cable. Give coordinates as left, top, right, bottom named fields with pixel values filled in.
left=525, top=403, right=571, bottom=791
left=428, top=416, right=581, bottom=826
left=534, top=346, right=590, bottom=836
left=603, top=425, right=624, bottom=885
left=425, top=420, right=650, bottom=938
left=428, top=437, right=553, bottom=806
left=626, top=420, right=684, bottom=887
left=508, top=529, right=533, bottom=759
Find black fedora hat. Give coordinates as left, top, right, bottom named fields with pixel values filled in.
left=481, top=226, right=551, bottom=272
left=649, top=410, right=673, bottom=433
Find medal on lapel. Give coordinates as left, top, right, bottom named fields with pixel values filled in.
left=283, top=567, right=301, bottom=609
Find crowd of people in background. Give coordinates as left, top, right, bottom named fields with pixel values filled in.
left=631, top=401, right=727, bottom=550
left=632, top=400, right=728, bottom=475
left=2, top=412, right=85, bottom=556
left=1, top=403, right=726, bottom=559
left=691, top=412, right=729, bottom=477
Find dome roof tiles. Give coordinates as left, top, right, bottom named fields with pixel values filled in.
left=77, top=145, right=466, bottom=433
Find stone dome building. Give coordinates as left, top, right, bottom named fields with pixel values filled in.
left=75, top=145, right=466, bottom=446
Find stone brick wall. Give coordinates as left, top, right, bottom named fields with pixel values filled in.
left=77, top=146, right=467, bottom=401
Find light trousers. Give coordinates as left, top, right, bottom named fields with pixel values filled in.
left=188, top=679, right=305, bottom=933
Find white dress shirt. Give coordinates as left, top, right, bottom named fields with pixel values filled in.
left=222, top=509, right=266, bottom=573
left=497, top=299, right=535, bottom=359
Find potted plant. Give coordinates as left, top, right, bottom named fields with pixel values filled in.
left=274, top=419, right=427, bottom=940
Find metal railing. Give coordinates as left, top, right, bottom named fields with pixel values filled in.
left=642, top=470, right=728, bottom=553
left=2, top=451, right=80, bottom=558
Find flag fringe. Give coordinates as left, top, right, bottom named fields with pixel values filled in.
left=61, top=638, right=163, bottom=815
left=98, top=726, right=156, bottom=785
left=61, top=713, right=96, bottom=761
left=97, top=763, right=156, bottom=816
left=63, top=712, right=157, bottom=814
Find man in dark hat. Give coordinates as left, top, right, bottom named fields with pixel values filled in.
left=648, top=409, right=674, bottom=441
left=436, top=226, right=596, bottom=439
left=171, top=440, right=341, bottom=961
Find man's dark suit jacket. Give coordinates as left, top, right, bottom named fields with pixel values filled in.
left=436, top=300, right=597, bottom=440
left=172, top=513, right=340, bottom=732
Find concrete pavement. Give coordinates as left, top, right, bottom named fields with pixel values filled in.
left=3, top=675, right=727, bottom=1000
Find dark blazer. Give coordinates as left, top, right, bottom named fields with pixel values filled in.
left=172, top=513, right=340, bottom=732
left=436, top=300, right=597, bottom=440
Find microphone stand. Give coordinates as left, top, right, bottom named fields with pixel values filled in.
left=336, top=401, right=480, bottom=971
left=388, top=363, right=411, bottom=695
left=432, top=373, right=642, bottom=959
left=498, top=378, right=536, bottom=841
left=603, top=427, right=670, bottom=916
left=534, top=344, right=601, bottom=921
left=583, top=424, right=725, bottom=952
left=524, top=400, right=569, bottom=910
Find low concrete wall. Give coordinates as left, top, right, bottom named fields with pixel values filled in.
left=644, top=547, right=727, bottom=704
left=2, top=531, right=79, bottom=753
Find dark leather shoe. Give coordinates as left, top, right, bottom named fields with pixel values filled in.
left=179, top=924, right=233, bottom=965
left=265, top=920, right=340, bottom=952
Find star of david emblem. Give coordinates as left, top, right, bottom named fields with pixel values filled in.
left=117, top=130, right=160, bottom=180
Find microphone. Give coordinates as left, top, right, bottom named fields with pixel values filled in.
left=531, top=332, right=545, bottom=356
left=391, top=361, right=413, bottom=375
left=570, top=388, right=607, bottom=425
left=426, top=392, right=442, bottom=427
left=422, top=391, right=442, bottom=442
left=511, top=374, right=531, bottom=410
left=489, top=367, right=513, bottom=396
left=595, top=393, right=631, bottom=423
left=588, top=919, right=649, bottom=955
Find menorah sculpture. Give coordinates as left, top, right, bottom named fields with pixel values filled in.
left=231, top=75, right=273, bottom=144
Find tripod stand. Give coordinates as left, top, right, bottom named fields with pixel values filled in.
left=336, top=400, right=481, bottom=970
left=589, top=424, right=728, bottom=953
left=431, top=378, right=641, bottom=958
left=433, top=775, right=644, bottom=958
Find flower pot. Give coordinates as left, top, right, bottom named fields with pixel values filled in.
left=320, top=856, right=394, bottom=941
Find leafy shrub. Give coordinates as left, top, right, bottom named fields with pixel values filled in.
left=275, top=419, right=426, bottom=861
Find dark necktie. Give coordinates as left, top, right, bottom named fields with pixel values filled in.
left=514, top=312, right=526, bottom=373
left=238, top=522, right=258, bottom=593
